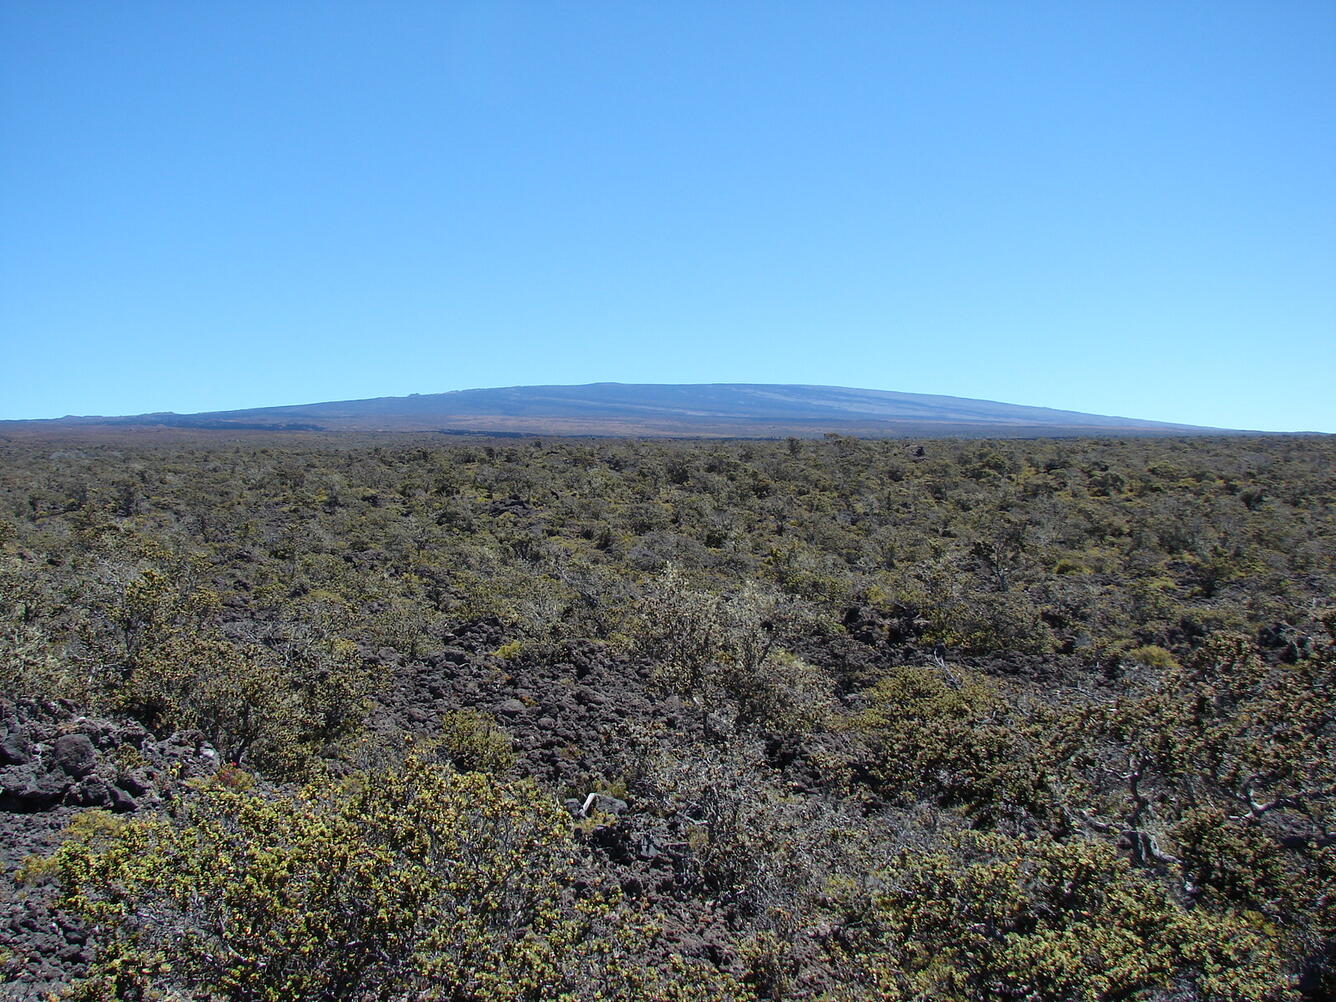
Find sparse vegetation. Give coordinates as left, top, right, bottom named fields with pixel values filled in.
left=2, top=431, right=1333, bottom=999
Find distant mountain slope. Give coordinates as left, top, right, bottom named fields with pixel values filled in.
left=5, top=383, right=1232, bottom=438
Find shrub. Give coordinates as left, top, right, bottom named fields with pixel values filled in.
left=494, top=639, right=524, bottom=660
left=637, top=739, right=867, bottom=921
left=852, top=664, right=1057, bottom=825
left=1126, top=643, right=1179, bottom=669
left=837, top=832, right=1289, bottom=1002
left=633, top=568, right=833, bottom=738
left=436, top=708, right=516, bottom=775
left=44, top=756, right=747, bottom=1001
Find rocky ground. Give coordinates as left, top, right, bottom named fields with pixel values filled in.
left=0, top=698, right=220, bottom=1000
left=0, top=609, right=1221, bottom=999
left=0, top=613, right=858, bottom=998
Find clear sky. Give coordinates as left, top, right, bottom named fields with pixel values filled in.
left=2, top=2, right=1333, bottom=431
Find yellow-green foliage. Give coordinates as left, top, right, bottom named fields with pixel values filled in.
left=854, top=665, right=1053, bottom=822
left=1126, top=643, right=1179, bottom=669
left=1068, top=632, right=1336, bottom=972
left=838, top=832, right=1289, bottom=1002
left=494, top=639, right=524, bottom=660
left=0, top=555, right=84, bottom=700
left=436, top=708, right=516, bottom=775
left=90, top=570, right=375, bottom=777
left=4, top=429, right=1336, bottom=998
left=634, top=569, right=832, bottom=737
left=43, top=756, right=749, bottom=1002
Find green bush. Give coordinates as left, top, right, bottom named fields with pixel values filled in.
left=835, top=832, right=1289, bottom=1001
left=44, top=756, right=749, bottom=1002
left=436, top=708, right=516, bottom=775
left=633, top=568, right=832, bottom=738
left=852, top=665, right=1055, bottom=824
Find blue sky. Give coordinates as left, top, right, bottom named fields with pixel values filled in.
left=2, top=2, right=1333, bottom=431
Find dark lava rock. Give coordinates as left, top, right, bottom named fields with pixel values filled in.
left=0, top=727, right=33, bottom=766
left=0, top=764, right=68, bottom=812
left=66, top=776, right=116, bottom=809
left=0, top=697, right=221, bottom=1000
left=116, top=769, right=153, bottom=798
left=51, top=734, right=96, bottom=779
left=580, top=793, right=629, bottom=818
